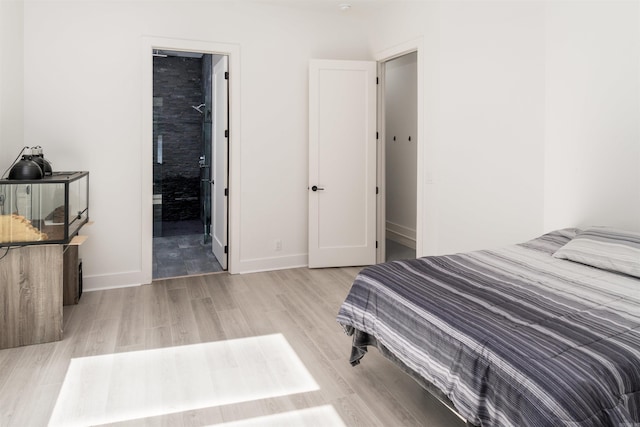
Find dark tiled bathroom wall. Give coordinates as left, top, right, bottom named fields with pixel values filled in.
left=153, top=56, right=203, bottom=224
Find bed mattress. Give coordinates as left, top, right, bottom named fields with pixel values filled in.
left=337, top=229, right=640, bottom=426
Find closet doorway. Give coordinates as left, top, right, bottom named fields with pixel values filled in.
left=382, top=52, right=418, bottom=262
left=152, top=50, right=229, bottom=280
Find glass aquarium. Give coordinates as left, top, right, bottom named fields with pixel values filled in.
left=0, top=171, right=89, bottom=246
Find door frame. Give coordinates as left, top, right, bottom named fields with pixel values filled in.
left=375, top=38, right=425, bottom=263
left=210, top=55, right=229, bottom=270
left=141, top=36, right=241, bottom=282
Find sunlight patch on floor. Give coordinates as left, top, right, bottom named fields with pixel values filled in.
left=49, top=334, right=319, bottom=427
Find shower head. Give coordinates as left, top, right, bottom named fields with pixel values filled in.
left=192, top=104, right=205, bottom=114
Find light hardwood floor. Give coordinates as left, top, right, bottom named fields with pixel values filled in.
left=0, top=267, right=466, bottom=427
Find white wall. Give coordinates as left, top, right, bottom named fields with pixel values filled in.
left=437, top=2, right=547, bottom=253
left=366, top=1, right=640, bottom=255
left=0, top=0, right=24, bottom=170
left=385, top=52, right=417, bottom=246
left=20, top=1, right=370, bottom=288
left=8, top=1, right=640, bottom=289
left=543, top=1, right=640, bottom=232
left=367, top=1, right=547, bottom=254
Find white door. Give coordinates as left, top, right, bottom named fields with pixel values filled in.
left=211, top=55, right=229, bottom=269
left=308, top=59, right=377, bottom=268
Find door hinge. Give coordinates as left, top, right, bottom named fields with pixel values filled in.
left=376, top=187, right=379, bottom=195
left=376, top=131, right=379, bottom=140
left=376, top=240, right=378, bottom=248
left=225, top=129, right=229, bottom=138
left=224, top=245, right=228, bottom=254
left=225, top=71, right=229, bottom=80
left=376, top=77, right=379, bottom=85
left=224, top=188, right=229, bottom=196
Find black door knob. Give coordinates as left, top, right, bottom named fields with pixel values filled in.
left=311, top=185, right=324, bottom=192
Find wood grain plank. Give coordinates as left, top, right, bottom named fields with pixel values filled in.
left=0, top=245, right=63, bottom=349
left=265, top=309, right=354, bottom=402
left=0, top=342, right=56, bottom=425
left=331, top=394, right=385, bottom=427
left=191, top=297, right=226, bottom=342
left=93, top=288, right=125, bottom=321
left=142, top=283, right=171, bottom=329
left=204, top=273, right=241, bottom=311
left=162, top=276, right=188, bottom=291
left=8, top=382, right=60, bottom=427
left=330, top=352, right=424, bottom=426
left=0, top=267, right=466, bottom=427
left=179, top=406, right=224, bottom=426
left=276, top=291, right=343, bottom=362
left=167, top=288, right=200, bottom=346
left=0, top=347, right=20, bottom=391
left=115, top=287, right=145, bottom=349
left=216, top=308, right=253, bottom=339
left=218, top=399, right=267, bottom=424
left=145, top=325, right=173, bottom=350
left=237, top=271, right=287, bottom=311
left=85, top=316, right=120, bottom=356
left=63, top=245, right=80, bottom=305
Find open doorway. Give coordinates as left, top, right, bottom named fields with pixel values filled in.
left=152, top=50, right=228, bottom=280
left=382, top=52, right=418, bottom=262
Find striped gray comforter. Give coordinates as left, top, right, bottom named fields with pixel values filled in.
left=336, top=229, right=640, bottom=426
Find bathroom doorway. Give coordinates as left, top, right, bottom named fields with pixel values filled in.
left=152, top=50, right=228, bottom=279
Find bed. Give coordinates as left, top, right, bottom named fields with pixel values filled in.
left=336, top=228, right=640, bottom=427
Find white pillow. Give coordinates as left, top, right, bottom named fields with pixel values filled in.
left=552, top=227, right=640, bottom=278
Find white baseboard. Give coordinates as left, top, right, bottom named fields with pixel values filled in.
left=82, top=253, right=310, bottom=291
left=238, top=253, right=308, bottom=274
left=83, top=271, right=147, bottom=292
left=386, top=221, right=416, bottom=249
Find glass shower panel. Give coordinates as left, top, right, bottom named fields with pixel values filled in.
left=200, top=54, right=213, bottom=243
left=152, top=80, right=163, bottom=238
